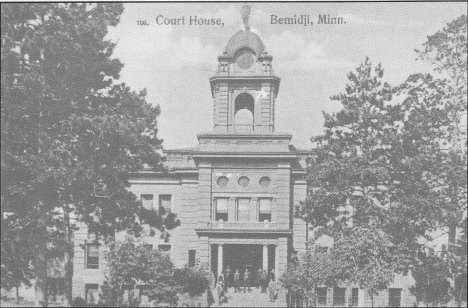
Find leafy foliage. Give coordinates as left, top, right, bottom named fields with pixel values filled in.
left=332, top=226, right=396, bottom=295
left=298, top=14, right=467, bottom=306
left=1, top=3, right=179, bottom=302
left=0, top=221, right=34, bottom=290
left=406, top=14, right=467, bottom=305
left=105, top=237, right=179, bottom=305
left=281, top=248, right=336, bottom=295
left=282, top=227, right=396, bottom=306
left=416, top=14, right=467, bottom=100
left=303, top=57, right=398, bottom=233
left=174, top=264, right=210, bottom=297
left=103, top=237, right=210, bottom=306
left=410, top=248, right=451, bottom=306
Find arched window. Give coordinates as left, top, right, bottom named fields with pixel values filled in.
left=234, top=93, right=254, bottom=130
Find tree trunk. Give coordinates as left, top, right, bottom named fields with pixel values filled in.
left=63, top=205, right=73, bottom=307
left=448, top=170, right=459, bottom=307
left=16, top=286, right=20, bottom=304
left=34, top=202, right=48, bottom=307
left=448, top=221, right=457, bottom=306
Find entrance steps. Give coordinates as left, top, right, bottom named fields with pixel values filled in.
left=214, top=287, right=285, bottom=307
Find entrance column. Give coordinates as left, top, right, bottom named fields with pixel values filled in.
left=263, top=245, right=268, bottom=270
left=217, top=244, right=223, bottom=277
left=275, top=245, right=279, bottom=278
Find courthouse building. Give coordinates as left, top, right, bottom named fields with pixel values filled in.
left=71, top=23, right=416, bottom=307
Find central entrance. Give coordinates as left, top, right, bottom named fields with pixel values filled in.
left=225, top=244, right=262, bottom=274
left=211, top=244, right=276, bottom=280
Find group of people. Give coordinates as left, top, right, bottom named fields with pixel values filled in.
left=214, top=266, right=278, bottom=305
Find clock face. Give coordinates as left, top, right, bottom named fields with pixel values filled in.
left=236, top=51, right=255, bottom=69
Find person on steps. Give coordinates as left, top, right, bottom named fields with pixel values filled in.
left=256, top=267, right=262, bottom=289
left=216, top=277, right=225, bottom=306
left=268, top=278, right=277, bottom=302
left=243, top=268, right=251, bottom=293
left=261, top=269, right=268, bottom=293
left=233, top=269, right=241, bottom=293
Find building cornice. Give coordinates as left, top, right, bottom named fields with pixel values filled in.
left=129, top=168, right=199, bottom=176
left=197, top=132, right=292, bottom=140
left=209, top=76, right=280, bottom=97
left=192, top=152, right=299, bottom=159
left=195, top=228, right=293, bottom=235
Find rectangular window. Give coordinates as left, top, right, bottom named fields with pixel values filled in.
left=389, top=288, right=402, bottom=307
left=143, top=244, right=153, bottom=250
left=215, top=198, right=228, bottom=221
left=159, top=195, right=172, bottom=214
left=317, top=287, right=327, bottom=306
left=237, top=198, right=250, bottom=221
left=351, top=288, right=359, bottom=307
left=258, top=198, right=272, bottom=222
left=333, top=287, right=346, bottom=306
left=188, top=250, right=196, bottom=267
left=86, top=244, right=99, bottom=269
left=141, top=194, right=154, bottom=210
left=85, top=284, right=99, bottom=304
left=158, top=244, right=171, bottom=257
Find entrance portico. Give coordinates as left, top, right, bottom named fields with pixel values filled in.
left=197, top=231, right=289, bottom=281
left=211, top=244, right=276, bottom=278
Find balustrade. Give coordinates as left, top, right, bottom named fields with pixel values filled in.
left=206, top=220, right=277, bottom=229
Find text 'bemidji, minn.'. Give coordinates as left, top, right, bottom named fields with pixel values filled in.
left=270, top=14, right=346, bottom=26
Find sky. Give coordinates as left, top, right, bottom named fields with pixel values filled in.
left=106, top=2, right=467, bottom=150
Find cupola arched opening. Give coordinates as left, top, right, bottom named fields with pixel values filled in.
left=234, top=93, right=254, bottom=127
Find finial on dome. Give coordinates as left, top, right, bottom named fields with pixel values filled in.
left=241, top=4, right=251, bottom=30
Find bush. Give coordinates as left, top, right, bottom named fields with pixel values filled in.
left=72, top=297, right=87, bottom=307
left=174, top=266, right=210, bottom=297
left=105, top=237, right=180, bottom=305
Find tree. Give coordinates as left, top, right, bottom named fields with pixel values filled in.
left=332, top=226, right=397, bottom=308
left=281, top=248, right=337, bottom=307
left=174, top=264, right=210, bottom=305
left=303, top=57, right=397, bottom=235
left=402, top=14, right=467, bottom=305
left=1, top=4, right=179, bottom=306
left=418, top=14, right=467, bottom=304
left=410, top=248, right=451, bottom=307
left=453, top=217, right=467, bottom=305
left=299, top=56, right=452, bottom=306
left=300, top=55, right=405, bottom=271
left=0, top=219, right=33, bottom=304
left=282, top=227, right=397, bottom=308
left=301, top=15, right=467, bottom=303
left=104, top=236, right=180, bottom=306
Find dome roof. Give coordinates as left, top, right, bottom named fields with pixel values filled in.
left=224, top=30, right=266, bottom=58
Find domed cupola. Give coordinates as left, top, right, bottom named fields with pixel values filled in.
left=224, top=30, right=266, bottom=58
left=214, top=5, right=274, bottom=77
left=209, top=4, right=280, bottom=134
